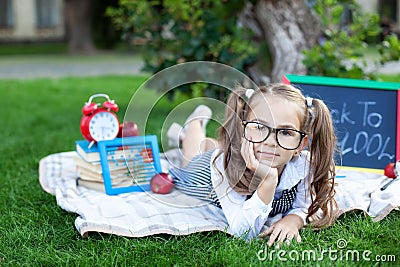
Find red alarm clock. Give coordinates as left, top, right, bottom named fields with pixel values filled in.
left=80, top=94, right=120, bottom=145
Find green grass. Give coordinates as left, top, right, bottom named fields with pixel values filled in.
left=0, top=75, right=399, bottom=266
left=377, top=74, right=400, bottom=82
left=0, top=43, right=68, bottom=55
left=0, top=42, right=140, bottom=56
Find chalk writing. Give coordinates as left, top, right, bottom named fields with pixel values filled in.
left=331, top=101, right=394, bottom=161
left=331, top=102, right=355, bottom=125
left=287, top=75, right=399, bottom=169
left=359, top=101, right=382, bottom=128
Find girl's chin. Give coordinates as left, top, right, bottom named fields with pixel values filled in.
left=257, top=157, right=276, bottom=166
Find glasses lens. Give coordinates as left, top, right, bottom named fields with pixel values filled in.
left=244, top=122, right=303, bottom=149
left=244, top=122, right=270, bottom=143
left=276, top=129, right=302, bottom=149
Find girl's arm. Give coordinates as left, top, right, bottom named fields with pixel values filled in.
left=240, top=137, right=279, bottom=204
left=212, top=173, right=273, bottom=239
left=210, top=138, right=280, bottom=239
left=211, top=154, right=274, bottom=239
left=260, top=169, right=312, bottom=247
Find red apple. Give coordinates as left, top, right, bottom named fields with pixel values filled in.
left=384, top=163, right=396, bottom=178
left=150, top=173, right=174, bottom=194
left=118, top=121, right=139, bottom=137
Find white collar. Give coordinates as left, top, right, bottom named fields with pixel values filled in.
left=276, top=151, right=310, bottom=191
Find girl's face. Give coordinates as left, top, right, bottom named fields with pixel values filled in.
left=246, top=94, right=307, bottom=175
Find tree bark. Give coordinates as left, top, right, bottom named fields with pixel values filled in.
left=65, top=0, right=96, bottom=54
left=241, top=0, right=321, bottom=82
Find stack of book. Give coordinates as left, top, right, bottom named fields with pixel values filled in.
left=74, top=140, right=135, bottom=192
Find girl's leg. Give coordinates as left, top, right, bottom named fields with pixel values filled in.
left=167, top=104, right=219, bottom=167
left=181, top=120, right=203, bottom=165
left=181, top=120, right=208, bottom=167
left=181, top=122, right=219, bottom=167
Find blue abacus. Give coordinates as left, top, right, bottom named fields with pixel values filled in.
left=97, top=136, right=162, bottom=195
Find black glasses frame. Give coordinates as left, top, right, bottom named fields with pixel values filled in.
left=242, top=120, right=307, bottom=150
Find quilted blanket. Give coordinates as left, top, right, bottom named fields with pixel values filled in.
left=39, top=151, right=400, bottom=237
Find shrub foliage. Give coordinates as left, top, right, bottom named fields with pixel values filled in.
left=302, top=0, right=400, bottom=80
left=107, top=0, right=256, bottom=99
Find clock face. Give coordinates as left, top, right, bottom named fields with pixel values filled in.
left=88, top=111, right=119, bottom=141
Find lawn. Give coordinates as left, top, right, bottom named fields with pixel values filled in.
left=0, top=74, right=399, bottom=266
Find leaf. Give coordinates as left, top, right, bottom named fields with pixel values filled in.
left=331, top=5, right=344, bottom=24
left=194, top=47, right=207, bottom=60
left=190, top=38, right=201, bottom=48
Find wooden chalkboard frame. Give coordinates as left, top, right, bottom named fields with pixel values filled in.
left=283, top=74, right=400, bottom=171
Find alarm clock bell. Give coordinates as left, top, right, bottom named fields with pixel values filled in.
left=80, top=94, right=120, bottom=148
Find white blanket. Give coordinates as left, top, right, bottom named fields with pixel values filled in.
left=333, top=167, right=400, bottom=222
left=39, top=152, right=400, bottom=237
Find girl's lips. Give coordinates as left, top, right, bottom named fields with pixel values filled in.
left=257, top=151, right=278, bottom=158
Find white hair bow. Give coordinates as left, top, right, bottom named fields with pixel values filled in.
left=305, top=96, right=313, bottom=108
left=245, top=89, right=254, bottom=99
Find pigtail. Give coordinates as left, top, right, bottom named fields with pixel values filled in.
left=306, top=99, right=338, bottom=228
left=214, top=86, right=259, bottom=195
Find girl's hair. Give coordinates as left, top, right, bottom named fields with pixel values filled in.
left=214, top=83, right=338, bottom=228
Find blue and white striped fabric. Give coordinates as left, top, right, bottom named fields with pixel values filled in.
left=169, top=149, right=221, bottom=208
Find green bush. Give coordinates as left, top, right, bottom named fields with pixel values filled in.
left=378, top=34, right=400, bottom=64
left=303, top=0, right=400, bottom=80
left=106, top=0, right=256, bottom=100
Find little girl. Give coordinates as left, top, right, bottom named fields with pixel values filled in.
left=167, top=83, right=337, bottom=245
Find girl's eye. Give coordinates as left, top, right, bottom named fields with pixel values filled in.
left=256, top=124, right=267, bottom=131
left=248, top=124, right=258, bottom=130
left=246, top=122, right=268, bottom=131
left=279, top=129, right=294, bottom=136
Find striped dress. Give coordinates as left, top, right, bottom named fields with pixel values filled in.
left=169, top=150, right=221, bottom=207
left=168, top=149, right=298, bottom=216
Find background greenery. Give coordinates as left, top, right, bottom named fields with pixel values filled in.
left=303, top=0, right=400, bottom=80
left=107, top=0, right=400, bottom=99
left=107, top=0, right=256, bottom=100
left=0, top=74, right=399, bottom=266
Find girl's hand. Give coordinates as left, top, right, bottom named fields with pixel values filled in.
left=259, top=214, right=303, bottom=248
left=240, top=137, right=278, bottom=182
left=241, top=137, right=278, bottom=204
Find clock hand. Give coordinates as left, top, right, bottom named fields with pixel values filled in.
left=101, top=127, right=106, bottom=139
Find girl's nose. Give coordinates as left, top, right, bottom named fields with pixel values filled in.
left=263, top=131, right=277, bottom=147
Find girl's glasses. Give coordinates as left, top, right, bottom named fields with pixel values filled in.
left=242, top=121, right=306, bottom=150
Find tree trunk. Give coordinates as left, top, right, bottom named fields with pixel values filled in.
left=241, top=0, right=321, bottom=82
left=65, top=0, right=95, bottom=54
